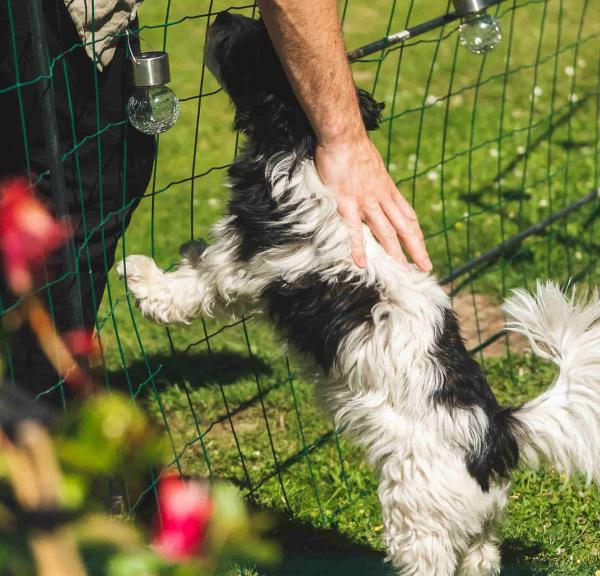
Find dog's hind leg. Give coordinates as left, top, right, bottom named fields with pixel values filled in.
left=458, top=533, right=501, bottom=576
left=376, top=445, right=505, bottom=576
left=378, top=457, right=468, bottom=576
left=458, top=497, right=505, bottom=576
left=383, top=524, right=459, bottom=576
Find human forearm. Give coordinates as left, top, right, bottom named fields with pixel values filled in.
left=257, top=0, right=431, bottom=271
left=257, top=0, right=364, bottom=145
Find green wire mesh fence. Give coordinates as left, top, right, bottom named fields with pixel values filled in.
left=1, top=0, right=599, bottom=540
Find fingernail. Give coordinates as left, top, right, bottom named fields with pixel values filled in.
left=423, top=258, right=433, bottom=272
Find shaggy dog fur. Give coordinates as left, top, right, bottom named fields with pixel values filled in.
left=117, top=12, right=600, bottom=575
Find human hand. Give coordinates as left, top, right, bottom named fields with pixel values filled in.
left=315, top=136, right=432, bottom=271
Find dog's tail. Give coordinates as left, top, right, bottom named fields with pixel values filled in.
left=502, top=281, right=600, bottom=483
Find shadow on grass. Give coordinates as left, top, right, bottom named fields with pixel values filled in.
left=262, top=513, right=395, bottom=576
left=501, top=539, right=550, bottom=576
left=257, top=513, right=552, bottom=576
left=105, top=349, right=273, bottom=396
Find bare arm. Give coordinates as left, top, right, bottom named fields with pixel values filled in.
left=256, top=0, right=432, bottom=271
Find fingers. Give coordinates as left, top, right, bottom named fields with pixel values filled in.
left=340, top=193, right=431, bottom=271
left=363, top=203, right=408, bottom=266
left=339, top=204, right=367, bottom=268
left=384, top=192, right=432, bottom=272
left=314, top=138, right=432, bottom=272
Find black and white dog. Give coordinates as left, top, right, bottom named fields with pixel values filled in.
left=117, top=12, right=600, bottom=575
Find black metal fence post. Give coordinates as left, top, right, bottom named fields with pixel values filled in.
left=25, top=0, right=87, bottom=335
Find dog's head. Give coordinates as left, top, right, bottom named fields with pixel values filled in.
left=205, top=11, right=383, bottom=146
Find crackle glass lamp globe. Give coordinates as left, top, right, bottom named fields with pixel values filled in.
left=127, top=51, right=180, bottom=135
left=453, top=0, right=502, bottom=55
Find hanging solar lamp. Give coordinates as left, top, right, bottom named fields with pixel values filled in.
left=347, top=0, right=504, bottom=61
left=127, top=51, right=180, bottom=135
left=452, top=0, right=502, bottom=54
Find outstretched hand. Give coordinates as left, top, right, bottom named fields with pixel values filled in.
left=315, top=136, right=432, bottom=271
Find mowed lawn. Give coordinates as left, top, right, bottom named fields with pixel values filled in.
left=97, top=0, right=600, bottom=573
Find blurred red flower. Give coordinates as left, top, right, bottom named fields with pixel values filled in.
left=64, top=329, right=100, bottom=360
left=154, top=475, right=213, bottom=560
left=0, top=178, right=70, bottom=294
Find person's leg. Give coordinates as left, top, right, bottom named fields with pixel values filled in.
left=0, top=0, right=155, bottom=403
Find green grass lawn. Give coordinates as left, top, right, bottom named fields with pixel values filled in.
left=96, top=0, right=599, bottom=573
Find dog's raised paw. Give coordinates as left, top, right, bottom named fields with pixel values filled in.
left=116, top=255, right=158, bottom=281
left=116, top=255, right=192, bottom=325
left=116, top=255, right=164, bottom=302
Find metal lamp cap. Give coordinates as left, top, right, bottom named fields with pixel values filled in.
left=131, top=51, right=171, bottom=87
left=452, top=0, right=489, bottom=15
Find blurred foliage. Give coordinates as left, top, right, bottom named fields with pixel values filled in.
left=0, top=390, right=278, bottom=576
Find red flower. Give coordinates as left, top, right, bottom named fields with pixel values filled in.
left=64, top=329, right=100, bottom=360
left=0, top=178, right=70, bottom=294
left=154, top=475, right=213, bottom=560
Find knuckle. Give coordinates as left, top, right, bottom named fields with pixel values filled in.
left=336, top=202, right=352, bottom=217
left=402, top=228, right=420, bottom=239
left=364, top=199, right=380, bottom=213
left=383, top=197, right=400, bottom=215
left=381, top=227, right=398, bottom=241
left=393, top=188, right=407, bottom=203
left=411, top=251, right=428, bottom=262
left=407, top=212, right=418, bottom=224
left=351, top=235, right=365, bottom=246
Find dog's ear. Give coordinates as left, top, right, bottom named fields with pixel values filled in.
left=357, top=89, right=384, bottom=132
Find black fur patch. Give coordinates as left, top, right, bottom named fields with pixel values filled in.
left=179, top=238, right=208, bottom=266
left=263, top=274, right=381, bottom=373
left=227, top=154, right=308, bottom=261
left=226, top=87, right=383, bottom=261
left=433, top=309, right=520, bottom=491
left=357, top=88, right=385, bottom=132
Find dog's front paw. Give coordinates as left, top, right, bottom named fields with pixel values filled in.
left=116, top=255, right=163, bottom=301
left=116, top=254, right=157, bottom=280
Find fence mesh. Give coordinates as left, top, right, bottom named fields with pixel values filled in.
left=1, top=0, right=599, bottom=545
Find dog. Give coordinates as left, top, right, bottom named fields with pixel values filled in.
left=117, top=12, right=600, bottom=575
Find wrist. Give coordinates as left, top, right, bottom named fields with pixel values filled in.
left=313, top=103, right=368, bottom=149
left=316, top=127, right=371, bottom=152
